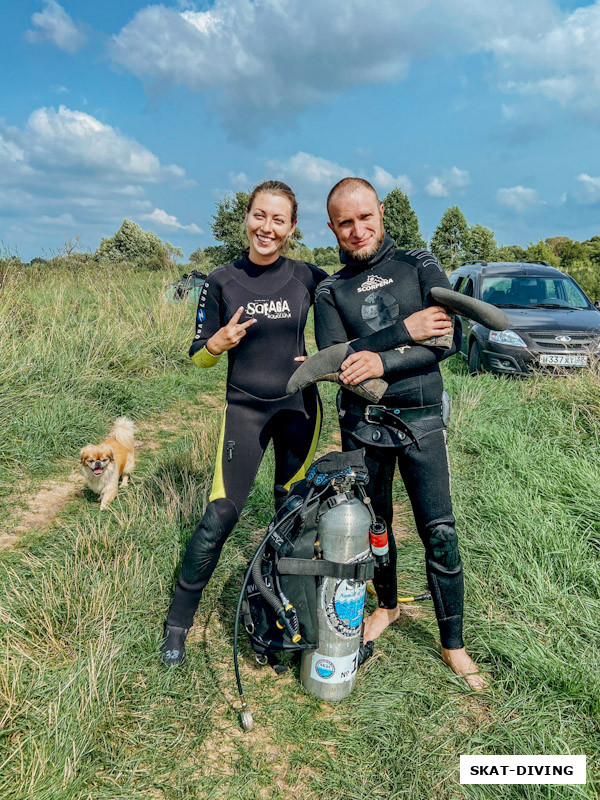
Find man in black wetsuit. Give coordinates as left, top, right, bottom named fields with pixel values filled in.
left=315, top=177, right=485, bottom=690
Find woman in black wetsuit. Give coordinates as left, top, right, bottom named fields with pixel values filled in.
left=160, top=181, right=326, bottom=666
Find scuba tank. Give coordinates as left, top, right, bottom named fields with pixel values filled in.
left=299, top=491, right=371, bottom=701
left=234, top=449, right=375, bottom=727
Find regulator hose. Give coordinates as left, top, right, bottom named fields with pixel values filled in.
left=251, top=545, right=285, bottom=618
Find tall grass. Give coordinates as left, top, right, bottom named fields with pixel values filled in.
left=0, top=264, right=599, bottom=798
left=0, top=262, right=215, bottom=496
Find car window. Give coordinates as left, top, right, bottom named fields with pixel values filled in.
left=460, top=278, right=474, bottom=298
left=562, top=279, right=589, bottom=308
left=452, top=276, right=464, bottom=292
left=481, top=277, right=511, bottom=304
left=479, top=275, right=589, bottom=308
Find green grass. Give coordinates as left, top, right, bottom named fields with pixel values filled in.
left=1, top=263, right=599, bottom=799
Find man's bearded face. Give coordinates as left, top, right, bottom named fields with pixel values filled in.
left=327, top=187, right=385, bottom=260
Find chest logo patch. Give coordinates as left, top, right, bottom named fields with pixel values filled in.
left=245, top=298, right=291, bottom=320
left=357, top=274, right=394, bottom=293
left=361, top=290, right=400, bottom=332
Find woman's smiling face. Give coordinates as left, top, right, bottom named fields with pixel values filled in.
left=245, top=191, right=296, bottom=265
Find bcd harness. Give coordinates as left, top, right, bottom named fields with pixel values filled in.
left=238, top=450, right=375, bottom=667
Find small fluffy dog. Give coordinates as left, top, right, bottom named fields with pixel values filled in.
left=80, top=417, right=135, bottom=509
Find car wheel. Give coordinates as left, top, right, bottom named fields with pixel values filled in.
left=468, top=340, right=483, bottom=375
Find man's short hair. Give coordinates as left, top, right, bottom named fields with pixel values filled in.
left=326, top=178, right=380, bottom=217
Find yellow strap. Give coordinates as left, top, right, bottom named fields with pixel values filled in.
left=191, top=346, right=221, bottom=368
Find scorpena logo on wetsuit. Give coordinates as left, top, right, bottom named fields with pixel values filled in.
left=357, top=274, right=394, bottom=293
left=245, top=298, right=292, bottom=320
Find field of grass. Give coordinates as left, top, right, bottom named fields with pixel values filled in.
left=1, top=262, right=599, bottom=799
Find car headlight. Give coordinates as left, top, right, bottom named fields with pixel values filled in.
left=489, top=329, right=527, bottom=348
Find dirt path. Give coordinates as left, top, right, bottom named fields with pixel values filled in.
left=3, top=471, right=84, bottom=547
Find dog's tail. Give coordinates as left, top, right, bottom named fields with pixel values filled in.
left=110, top=417, right=135, bottom=450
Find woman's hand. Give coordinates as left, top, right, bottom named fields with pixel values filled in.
left=206, top=306, right=257, bottom=355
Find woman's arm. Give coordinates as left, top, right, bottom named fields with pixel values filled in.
left=189, top=275, right=224, bottom=368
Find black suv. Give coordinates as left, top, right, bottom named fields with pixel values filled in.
left=448, top=261, right=600, bottom=375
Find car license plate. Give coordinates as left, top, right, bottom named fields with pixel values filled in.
left=539, top=353, right=588, bottom=367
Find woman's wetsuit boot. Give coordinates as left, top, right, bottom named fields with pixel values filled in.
left=160, top=624, right=189, bottom=667
left=161, top=498, right=238, bottom=666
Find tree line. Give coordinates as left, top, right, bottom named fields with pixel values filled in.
left=7, top=187, right=600, bottom=299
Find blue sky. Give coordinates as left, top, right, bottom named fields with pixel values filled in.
left=2, top=0, right=600, bottom=261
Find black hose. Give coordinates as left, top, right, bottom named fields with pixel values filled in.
left=233, top=484, right=328, bottom=701
left=251, top=547, right=284, bottom=617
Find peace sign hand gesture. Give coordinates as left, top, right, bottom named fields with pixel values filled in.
left=206, top=306, right=257, bottom=355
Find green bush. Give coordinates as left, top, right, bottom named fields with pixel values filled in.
left=96, top=219, right=178, bottom=270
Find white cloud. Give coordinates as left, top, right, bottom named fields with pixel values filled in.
left=38, top=212, right=76, bottom=226
left=490, top=2, right=600, bottom=115
left=265, top=152, right=350, bottom=215
left=141, top=208, right=203, bottom=233
left=576, top=173, right=600, bottom=203
left=270, top=152, right=349, bottom=186
left=497, top=186, right=540, bottom=212
left=425, top=166, right=470, bottom=197
left=371, top=166, right=413, bottom=195
left=229, top=171, right=249, bottom=188
left=109, top=0, right=553, bottom=137
left=425, top=177, right=449, bottom=198
left=0, top=135, right=26, bottom=166
left=23, top=105, right=186, bottom=183
left=105, top=0, right=600, bottom=137
left=0, top=106, right=193, bottom=249
left=26, top=1, right=86, bottom=54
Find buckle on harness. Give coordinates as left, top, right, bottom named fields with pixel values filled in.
left=364, top=404, right=387, bottom=424
left=363, top=404, right=419, bottom=448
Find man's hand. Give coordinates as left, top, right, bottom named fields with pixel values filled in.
left=340, top=351, right=384, bottom=385
left=206, top=306, right=256, bottom=355
left=404, top=306, right=452, bottom=341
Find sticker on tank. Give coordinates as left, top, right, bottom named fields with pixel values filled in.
left=309, top=651, right=358, bottom=684
left=322, top=578, right=367, bottom=638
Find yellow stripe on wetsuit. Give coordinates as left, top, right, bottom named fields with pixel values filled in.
left=282, top=399, right=322, bottom=490
left=209, top=406, right=228, bottom=502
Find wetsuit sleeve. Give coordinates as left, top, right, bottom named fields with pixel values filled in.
left=189, top=274, right=224, bottom=368
left=347, top=317, right=412, bottom=353
left=314, top=278, right=351, bottom=348
left=379, top=317, right=461, bottom=373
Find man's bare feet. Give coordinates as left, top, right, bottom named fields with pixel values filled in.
left=362, top=604, right=401, bottom=643
left=441, top=647, right=488, bottom=691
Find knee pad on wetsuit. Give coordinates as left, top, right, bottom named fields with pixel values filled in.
left=426, top=522, right=461, bottom=573
left=424, top=522, right=464, bottom=648
left=180, top=497, right=238, bottom=586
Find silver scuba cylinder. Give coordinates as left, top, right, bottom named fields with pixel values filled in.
left=300, top=493, right=371, bottom=701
